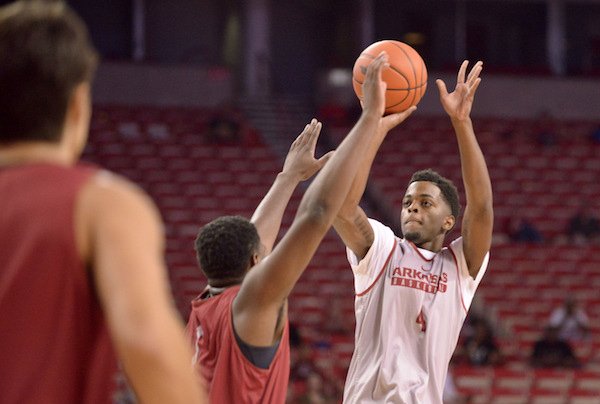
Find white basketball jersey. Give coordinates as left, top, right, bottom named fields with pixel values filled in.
left=343, top=219, right=489, bottom=404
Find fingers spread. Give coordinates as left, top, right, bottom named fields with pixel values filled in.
left=435, top=79, right=448, bottom=97
left=467, top=61, right=483, bottom=87
left=457, top=60, right=469, bottom=84
left=469, top=77, right=482, bottom=98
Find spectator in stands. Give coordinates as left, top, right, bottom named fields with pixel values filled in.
left=291, top=367, right=343, bottom=404
left=297, top=372, right=328, bottom=404
left=290, top=317, right=343, bottom=401
left=318, top=363, right=345, bottom=402
left=462, top=295, right=507, bottom=339
left=507, top=217, right=544, bottom=243
left=548, top=297, right=590, bottom=342
left=530, top=326, right=580, bottom=368
left=186, top=54, right=411, bottom=403
left=207, top=110, right=241, bottom=144
left=0, top=2, right=205, bottom=403
left=291, top=344, right=318, bottom=382
left=461, top=319, right=503, bottom=367
left=206, top=104, right=261, bottom=146
left=567, top=206, right=600, bottom=243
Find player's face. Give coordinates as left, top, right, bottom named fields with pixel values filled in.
left=400, top=181, right=454, bottom=244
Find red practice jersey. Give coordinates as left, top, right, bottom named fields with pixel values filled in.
left=187, top=285, right=290, bottom=404
left=0, top=163, right=121, bottom=403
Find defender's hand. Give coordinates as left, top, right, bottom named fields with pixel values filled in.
left=282, top=119, right=333, bottom=182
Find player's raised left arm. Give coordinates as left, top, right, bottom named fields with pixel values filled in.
left=436, top=60, right=493, bottom=278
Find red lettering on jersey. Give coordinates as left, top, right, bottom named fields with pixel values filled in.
left=391, top=277, right=401, bottom=286
left=390, top=268, right=448, bottom=294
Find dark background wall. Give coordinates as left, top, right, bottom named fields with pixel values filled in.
left=2, top=0, right=599, bottom=101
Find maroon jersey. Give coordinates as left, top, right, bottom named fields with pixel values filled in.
left=186, top=286, right=290, bottom=404
left=0, top=163, right=120, bottom=403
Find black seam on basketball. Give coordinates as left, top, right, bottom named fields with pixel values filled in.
left=420, top=69, right=424, bottom=99
left=387, top=88, right=410, bottom=109
left=357, top=45, right=425, bottom=109
left=386, top=82, right=427, bottom=91
left=354, top=81, right=425, bottom=91
left=387, top=95, right=410, bottom=110
left=389, top=42, right=418, bottom=107
left=361, top=51, right=414, bottom=92
left=362, top=52, right=410, bottom=81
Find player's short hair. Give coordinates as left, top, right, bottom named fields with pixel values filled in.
left=0, top=0, right=98, bottom=145
left=195, top=216, right=260, bottom=283
left=409, top=169, right=461, bottom=218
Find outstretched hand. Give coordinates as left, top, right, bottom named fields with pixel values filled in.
left=282, top=118, right=334, bottom=182
left=436, top=60, right=483, bottom=121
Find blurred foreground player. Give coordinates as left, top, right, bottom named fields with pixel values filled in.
left=0, top=2, right=205, bottom=403
left=334, top=61, right=493, bottom=403
left=187, top=53, right=416, bottom=403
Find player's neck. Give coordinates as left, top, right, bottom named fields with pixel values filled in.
left=415, top=235, right=445, bottom=253
left=208, top=277, right=243, bottom=289
left=0, top=140, right=74, bottom=167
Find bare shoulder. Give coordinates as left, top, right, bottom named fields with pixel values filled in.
left=82, top=170, right=155, bottom=207
left=76, top=170, right=163, bottom=262
left=80, top=170, right=162, bottom=224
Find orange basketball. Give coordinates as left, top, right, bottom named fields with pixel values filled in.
left=352, top=40, right=427, bottom=114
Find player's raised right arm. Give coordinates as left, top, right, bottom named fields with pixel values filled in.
left=333, top=105, right=416, bottom=260
left=79, top=173, right=205, bottom=404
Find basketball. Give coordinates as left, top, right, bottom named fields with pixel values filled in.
left=352, top=40, right=427, bottom=114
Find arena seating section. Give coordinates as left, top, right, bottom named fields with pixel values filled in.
left=84, top=105, right=600, bottom=402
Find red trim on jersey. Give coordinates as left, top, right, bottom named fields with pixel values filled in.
left=408, top=240, right=435, bottom=262
left=449, top=246, right=468, bottom=314
left=356, top=240, right=398, bottom=297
